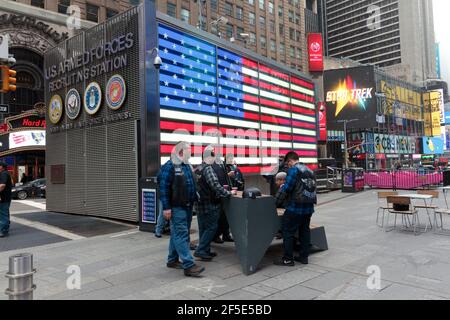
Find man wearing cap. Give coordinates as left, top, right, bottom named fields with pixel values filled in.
left=0, top=162, right=12, bottom=237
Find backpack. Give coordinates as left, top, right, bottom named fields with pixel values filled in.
left=292, top=163, right=317, bottom=205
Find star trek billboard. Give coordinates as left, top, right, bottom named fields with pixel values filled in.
left=324, top=66, right=377, bottom=130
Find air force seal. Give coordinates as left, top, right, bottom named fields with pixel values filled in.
left=84, top=82, right=102, bottom=115
left=66, top=88, right=81, bottom=120
left=49, top=95, right=63, bottom=124
left=106, top=74, right=127, bottom=110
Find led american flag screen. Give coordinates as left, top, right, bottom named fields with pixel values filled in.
left=159, top=24, right=318, bottom=173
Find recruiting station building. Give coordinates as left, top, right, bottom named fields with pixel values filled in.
left=44, top=1, right=319, bottom=224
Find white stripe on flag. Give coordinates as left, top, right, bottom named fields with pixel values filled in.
left=220, top=137, right=260, bottom=147
left=291, top=113, right=316, bottom=123
left=243, top=85, right=259, bottom=95
left=261, top=107, right=291, bottom=118
left=234, top=157, right=262, bottom=165
left=262, top=157, right=280, bottom=164
left=242, top=67, right=259, bottom=78
left=293, top=128, right=316, bottom=136
left=243, top=103, right=260, bottom=112
left=259, top=73, right=289, bottom=88
left=260, top=90, right=290, bottom=103
left=291, top=98, right=315, bottom=110
left=294, top=143, right=317, bottom=150
left=261, top=140, right=293, bottom=148
left=161, top=157, right=203, bottom=165
left=261, top=123, right=292, bottom=133
left=161, top=109, right=218, bottom=124
left=219, top=117, right=260, bottom=129
left=161, top=132, right=218, bottom=144
left=299, top=158, right=318, bottom=164
left=291, top=84, right=315, bottom=96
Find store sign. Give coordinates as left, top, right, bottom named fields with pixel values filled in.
left=307, top=33, right=323, bottom=72
left=423, top=137, right=444, bottom=155
left=7, top=115, right=46, bottom=130
left=423, top=91, right=442, bottom=137
left=324, top=66, right=377, bottom=130
left=318, top=102, right=326, bottom=141
left=9, top=130, right=46, bottom=149
left=380, top=81, right=422, bottom=121
left=374, top=134, right=416, bottom=154
left=445, top=112, right=450, bottom=125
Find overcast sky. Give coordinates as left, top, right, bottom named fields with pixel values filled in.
left=434, top=0, right=449, bottom=85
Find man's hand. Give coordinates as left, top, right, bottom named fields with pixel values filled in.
left=228, top=171, right=235, bottom=178
left=163, top=209, right=172, bottom=221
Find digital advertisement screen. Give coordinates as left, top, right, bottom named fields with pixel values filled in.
left=422, top=137, right=444, bottom=155
left=324, top=66, right=377, bottom=130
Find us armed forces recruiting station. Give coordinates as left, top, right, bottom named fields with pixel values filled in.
left=45, top=33, right=134, bottom=92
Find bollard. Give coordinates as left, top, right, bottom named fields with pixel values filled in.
left=5, top=253, right=36, bottom=300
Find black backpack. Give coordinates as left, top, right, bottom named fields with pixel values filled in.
left=292, top=163, right=317, bottom=205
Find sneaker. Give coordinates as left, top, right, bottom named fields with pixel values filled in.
left=0, top=232, right=8, bottom=238
left=190, top=243, right=198, bottom=251
left=294, top=256, right=309, bottom=265
left=208, top=252, right=218, bottom=257
left=184, top=264, right=205, bottom=277
left=155, top=233, right=162, bottom=238
left=274, top=258, right=295, bottom=267
left=213, top=237, right=224, bottom=244
left=194, top=253, right=213, bottom=261
left=166, top=261, right=183, bottom=269
left=222, top=235, right=234, bottom=242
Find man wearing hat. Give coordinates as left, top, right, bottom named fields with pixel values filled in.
left=0, top=162, right=12, bottom=237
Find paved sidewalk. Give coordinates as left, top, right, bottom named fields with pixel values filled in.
left=2, top=189, right=450, bottom=300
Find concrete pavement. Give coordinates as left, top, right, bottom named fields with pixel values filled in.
left=3, top=189, right=450, bottom=300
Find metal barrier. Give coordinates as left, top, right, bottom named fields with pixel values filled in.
left=326, top=167, right=342, bottom=190
left=5, top=253, right=36, bottom=300
left=365, top=170, right=443, bottom=190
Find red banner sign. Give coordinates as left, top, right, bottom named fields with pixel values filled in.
left=308, top=33, right=324, bottom=72
left=318, top=102, right=327, bottom=141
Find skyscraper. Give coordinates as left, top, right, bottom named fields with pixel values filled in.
left=324, top=0, right=437, bottom=84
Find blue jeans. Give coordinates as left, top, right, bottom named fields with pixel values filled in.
left=0, top=202, right=11, bottom=234
left=155, top=201, right=166, bottom=236
left=168, top=207, right=195, bottom=270
left=195, top=206, right=220, bottom=256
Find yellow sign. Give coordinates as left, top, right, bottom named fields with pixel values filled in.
left=380, top=81, right=422, bottom=121
left=423, top=91, right=441, bottom=137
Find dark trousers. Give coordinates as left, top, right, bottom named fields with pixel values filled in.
left=282, top=212, right=312, bottom=261
left=215, top=208, right=231, bottom=238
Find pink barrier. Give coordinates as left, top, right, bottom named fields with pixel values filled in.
left=364, top=171, right=443, bottom=190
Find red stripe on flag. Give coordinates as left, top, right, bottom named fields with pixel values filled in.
left=291, top=76, right=314, bottom=89
left=259, top=98, right=290, bottom=111
left=259, top=80, right=290, bottom=95
left=261, top=115, right=291, bottom=126
left=160, top=121, right=218, bottom=133
left=242, top=77, right=259, bottom=86
left=291, top=106, right=316, bottom=116
left=242, top=58, right=258, bottom=69
left=243, top=94, right=259, bottom=104
left=292, top=136, right=317, bottom=143
left=259, top=65, right=289, bottom=81
left=291, top=91, right=315, bottom=101
left=239, top=166, right=263, bottom=174
left=292, top=120, right=316, bottom=129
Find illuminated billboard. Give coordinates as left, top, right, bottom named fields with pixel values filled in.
left=324, top=66, right=377, bottom=130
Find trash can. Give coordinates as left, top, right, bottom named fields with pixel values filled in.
left=139, top=177, right=159, bottom=232
left=342, top=168, right=365, bottom=193
left=444, top=170, right=450, bottom=187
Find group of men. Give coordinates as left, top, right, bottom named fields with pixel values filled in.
left=157, top=142, right=317, bottom=277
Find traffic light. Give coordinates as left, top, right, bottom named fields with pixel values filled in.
left=0, top=65, right=16, bottom=93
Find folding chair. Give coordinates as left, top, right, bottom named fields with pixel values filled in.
left=415, top=190, right=439, bottom=230
left=376, top=191, right=398, bottom=228
left=385, top=196, right=420, bottom=235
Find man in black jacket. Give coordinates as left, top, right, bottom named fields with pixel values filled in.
left=0, top=163, right=12, bottom=238
left=195, top=147, right=232, bottom=260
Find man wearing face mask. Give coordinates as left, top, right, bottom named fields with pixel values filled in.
left=158, top=142, right=204, bottom=277
left=225, top=155, right=245, bottom=192
left=274, top=151, right=317, bottom=266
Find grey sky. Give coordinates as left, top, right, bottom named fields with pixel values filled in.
left=434, top=0, right=449, bottom=84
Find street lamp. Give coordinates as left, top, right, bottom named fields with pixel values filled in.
left=337, top=119, right=359, bottom=169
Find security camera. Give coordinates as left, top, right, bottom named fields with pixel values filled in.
left=153, top=55, right=162, bottom=70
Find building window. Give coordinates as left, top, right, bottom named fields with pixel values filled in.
left=278, top=5, right=283, bottom=18
left=106, top=8, right=118, bottom=18
left=279, top=24, right=284, bottom=36
left=31, top=0, right=44, bottom=8
left=260, top=36, right=266, bottom=48
left=296, top=48, right=302, bottom=59
left=249, top=12, right=255, bottom=25
left=167, top=3, right=176, bottom=17
left=259, top=16, right=266, bottom=29
left=237, top=26, right=245, bottom=39
left=226, top=24, right=233, bottom=39
left=280, top=42, right=285, bottom=55
left=86, top=3, right=99, bottom=22
left=270, top=39, right=276, bottom=52
left=236, top=6, right=243, bottom=20
left=181, top=8, right=190, bottom=23
left=249, top=0, right=254, bottom=5
left=224, top=2, right=233, bottom=17
left=269, top=20, right=275, bottom=33
left=290, top=46, right=295, bottom=58
left=288, top=10, right=294, bottom=23
left=259, top=0, right=265, bottom=10
left=58, top=0, right=70, bottom=14
left=249, top=32, right=256, bottom=45
left=211, top=23, right=218, bottom=35
left=289, top=28, right=295, bottom=40
left=268, top=1, right=274, bottom=14
left=211, top=0, right=218, bottom=11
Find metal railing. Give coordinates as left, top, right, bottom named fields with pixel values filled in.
left=326, top=166, right=342, bottom=190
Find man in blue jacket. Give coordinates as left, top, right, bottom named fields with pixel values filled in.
left=274, top=151, right=317, bottom=266
left=158, top=142, right=204, bottom=277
